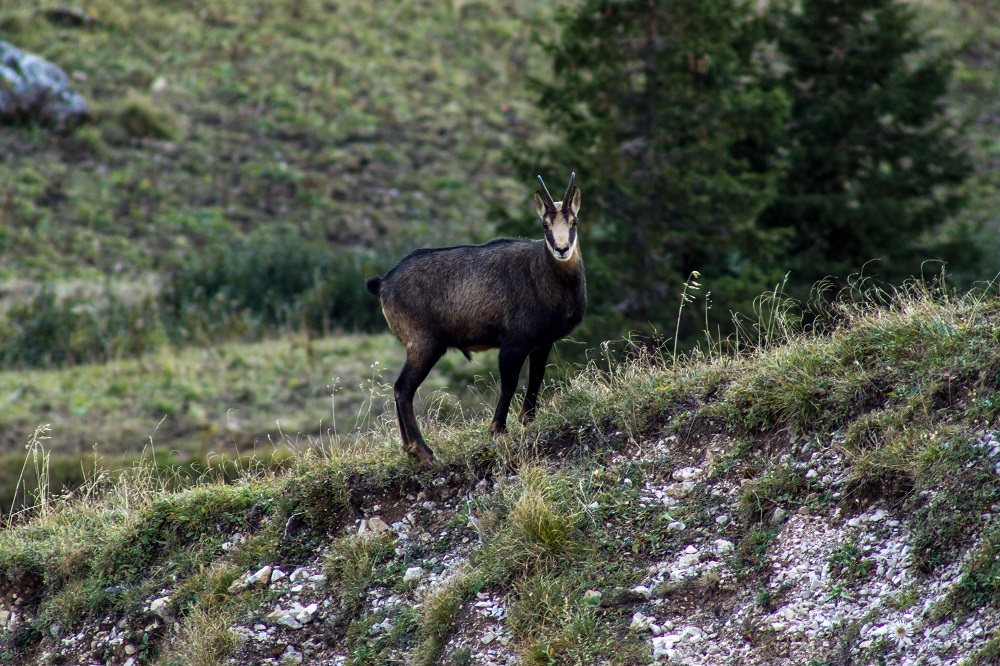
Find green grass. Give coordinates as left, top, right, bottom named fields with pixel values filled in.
left=0, top=0, right=562, bottom=283
left=0, top=332, right=498, bottom=515
left=5, top=271, right=1000, bottom=664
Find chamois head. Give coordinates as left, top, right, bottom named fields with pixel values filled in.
left=534, top=172, right=581, bottom=263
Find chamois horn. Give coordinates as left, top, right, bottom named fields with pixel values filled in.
left=563, top=171, right=576, bottom=206
left=537, top=174, right=557, bottom=210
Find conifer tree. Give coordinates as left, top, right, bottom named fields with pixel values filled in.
left=504, top=0, right=790, bottom=339
left=759, top=0, right=973, bottom=285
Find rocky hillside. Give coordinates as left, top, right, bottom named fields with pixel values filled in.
left=3, top=285, right=1000, bottom=665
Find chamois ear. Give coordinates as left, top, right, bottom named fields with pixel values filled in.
left=533, top=191, right=549, bottom=219
left=567, top=185, right=581, bottom=215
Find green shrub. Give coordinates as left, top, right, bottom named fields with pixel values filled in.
left=158, top=227, right=385, bottom=340
left=0, top=284, right=163, bottom=368
left=113, top=92, right=181, bottom=140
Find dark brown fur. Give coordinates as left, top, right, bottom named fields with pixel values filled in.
left=366, top=175, right=586, bottom=465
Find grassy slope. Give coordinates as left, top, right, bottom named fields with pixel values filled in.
left=0, top=0, right=559, bottom=281
left=0, top=333, right=499, bottom=513
left=2, top=287, right=1000, bottom=664
left=0, top=0, right=561, bottom=510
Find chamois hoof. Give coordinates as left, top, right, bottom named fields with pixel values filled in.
left=488, top=421, right=507, bottom=436
left=403, top=442, right=436, bottom=467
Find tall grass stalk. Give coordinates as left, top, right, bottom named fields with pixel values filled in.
left=7, top=424, right=53, bottom=524
left=672, top=271, right=702, bottom=367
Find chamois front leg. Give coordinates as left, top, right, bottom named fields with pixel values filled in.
left=519, top=343, right=552, bottom=425
left=489, top=345, right=529, bottom=435
left=394, top=343, right=444, bottom=465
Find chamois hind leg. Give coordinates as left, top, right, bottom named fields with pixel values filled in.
left=489, top=345, right=529, bottom=435
left=394, top=343, right=444, bottom=465
left=519, top=343, right=552, bottom=425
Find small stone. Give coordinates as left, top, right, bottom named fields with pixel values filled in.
left=672, top=467, right=702, bottom=482
left=367, top=516, right=391, bottom=534
left=869, top=509, right=887, bottom=522
left=271, top=568, right=287, bottom=583
left=770, top=508, right=790, bottom=525
left=632, top=585, right=652, bottom=599
left=630, top=612, right=655, bottom=632
left=667, top=521, right=686, bottom=532
left=713, top=539, right=734, bottom=555
left=805, top=469, right=819, bottom=479
left=403, top=566, right=424, bottom=585
left=295, top=603, right=319, bottom=624
left=481, top=631, right=495, bottom=645
left=268, top=607, right=304, bottom=630
left=150, top=597, right=171, bottom=618
left=583, top=590, right=602, bottom=604
left=665, top=482, right=696, bottom=499
left=246, top=566, right=273, bottom=588
left=281, top=644, right=304, bottom=665
left=715, top=515, right=730, bottom=526
left=124, top=645, right=137, bottom=655
left=124, top=659, right=136, bottom=666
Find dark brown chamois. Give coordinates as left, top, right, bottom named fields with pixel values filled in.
left=366, top=173, right=586, bottom=465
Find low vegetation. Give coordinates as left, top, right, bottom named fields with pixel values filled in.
left=2, top=284, right=1000, bottom=664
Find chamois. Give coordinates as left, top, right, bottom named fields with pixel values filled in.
left=366, top=173, right=586, bottom=465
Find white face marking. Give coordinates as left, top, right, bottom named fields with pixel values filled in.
left=545, top=234, right=577, bottom=262
left=543, top=203, right=578, bottom=262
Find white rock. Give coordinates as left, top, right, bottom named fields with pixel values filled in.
left=246, top=565, right=273, bottom=588
left=149, top=597, right=171, bottom=618
left=290, top=567, right=310, bottom=582
left=630, top=611, right=655, bottom=631
left=295, top=603, right=319, bottom=624
left=716, top=515, right=730, bottom=526
left=667, top=521, right=686, bottom=532
left=583, top=590, right=602, bottom=604
left=713, top=539, right=734, bottom=555
left=481, top=631, right=495, bottom=644
left=632, top=585, right=652, bottom=599
left=672, top=467, right=702, bottom=482
left=676, top=553, right=700, bottom=568
left=281, top=644, right=304, bottom=665
left=665, top=482, right=696, bottom=499
left=271, top=568, right=287, bottom=583
left=403, top=566, right=424, bottom=585
left=367, top=516, right=391, bottom=534
left=869, top=509, right=887, bottom=522
left=268, top=607, right=304, bottom=630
